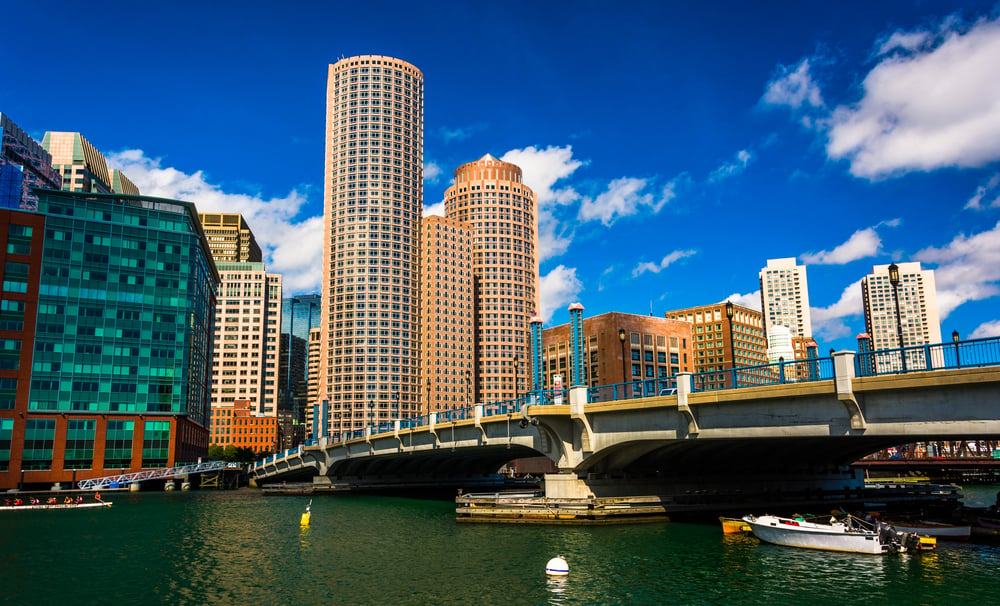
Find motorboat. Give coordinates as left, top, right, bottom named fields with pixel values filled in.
left=742, top=513, right=929, bottom=554
left=719, top=516, right=752, bottom=534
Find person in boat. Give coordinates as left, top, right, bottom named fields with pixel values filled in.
left=14, top=498, right=23, bottom=506
left=95, top=492, right=102, bottom=502
left=47, top=497, right=57, bottom=504
left=64, top=496, right=73, bottom=504
left=76, top=496, right=83, bottom=504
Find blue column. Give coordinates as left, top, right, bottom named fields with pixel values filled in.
left=530, top=317, right=543, bottom=392
left=569, top=303, right=586, bottom=387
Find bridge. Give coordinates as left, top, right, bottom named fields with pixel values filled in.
left=76, top=460, right=232, bottom=490
left=253, top=337, right=1000, bottom=505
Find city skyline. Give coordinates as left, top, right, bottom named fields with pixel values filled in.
left=4, top=1, right=1000, bottom=353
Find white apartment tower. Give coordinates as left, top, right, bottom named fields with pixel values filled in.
left=210, top=263, right=283, bottom=416
left=320, top=55, right=424, bottom=436
left=759, top=258, right=812, bottom=338
left=861, top=262, right=942, bottom=351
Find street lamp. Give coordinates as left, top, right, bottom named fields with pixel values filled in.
left=465, top=369, right=471, bottom=408
left=888, top=262, right=906, bottom=372
left=618, top=328, right=628, bottom=383
left=425, top=377, right=431, bottom=416
left=953, top=330, right=961, bottom=368
left=724, top=301, right=735, bottom=388
left=512, top=354, right=519, bottom=398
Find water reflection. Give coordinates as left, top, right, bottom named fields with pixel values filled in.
left=545, top=575, right=570, bottom=604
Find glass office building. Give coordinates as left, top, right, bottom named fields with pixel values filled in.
left=0, top=189, right=219, bottom=490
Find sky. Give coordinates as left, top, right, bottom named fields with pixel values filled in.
left=4, top=0, right=1000, bottom=353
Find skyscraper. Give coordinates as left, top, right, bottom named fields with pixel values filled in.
left=41, top=132, right=116, bottom=194
left=281, top=294, right=321, bottom=420
left=419, top=216, right=474, bottom=413
left=861, top=262, right=942, bottom=352
left=198, top=213, right=263, bottom=262
left=0, top=190, right=218, bottom=490
left=759, top=257, right=812, bottom=339
left=443, top=154, right=538, bottom=404
left=320, top=55, right=423, bottom=436
left=0, top=113, right=62, bottom=210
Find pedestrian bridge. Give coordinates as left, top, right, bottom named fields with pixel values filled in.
left=253, top=338, right=1000, bottom=498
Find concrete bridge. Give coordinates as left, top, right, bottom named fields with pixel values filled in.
left=254, top=343, right=1000, bottom=502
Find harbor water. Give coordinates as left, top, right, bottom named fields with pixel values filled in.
left=2, top=486, right=1000, bottom=605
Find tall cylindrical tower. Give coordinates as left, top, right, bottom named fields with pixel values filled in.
left=320, top=55, right=424, bottom=436
left=444, top=154, right=538, bottom=404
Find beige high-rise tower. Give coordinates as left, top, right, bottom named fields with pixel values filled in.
left=444, top=154, right=538, bottom=404
left=320, top=55, right=423, bottom=436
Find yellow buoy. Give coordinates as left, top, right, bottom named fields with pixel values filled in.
left=300, top=500, right=312, bottom=526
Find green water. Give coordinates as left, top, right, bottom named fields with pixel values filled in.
left=3, top=487, right=1000, bottom=605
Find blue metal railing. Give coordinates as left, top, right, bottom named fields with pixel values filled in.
left=856, top=336, right=1000, bottom=377
left=253, top=336, right=1000, bottom=470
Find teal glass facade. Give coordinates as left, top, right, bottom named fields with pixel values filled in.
left=28, top=190, right=217, bottom=425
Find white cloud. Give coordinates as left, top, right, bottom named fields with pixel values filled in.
left=107, top=149, right=322, bottom=293
left=965, top=172, right=1000, bottom=210
left=800, top=227, right=883, bottom=265
left=877, top=30, right=932, bottom=55
left=632, top=249, right=697, bottom=277
left=501, top=145, right=584, bottom=208
left=762, top=59, right=825, bottom=110
left=423, top=200, right=445, bottom=217
left=423, top=161, right=443, bottom=184
left=914, top=221, right=1000, bottom=318
left=708, top=149, right=754, bottom=183
left=539, top=265, right=584, bottom=323
left=501, top=145, right=585, bottom=263
left=811, top=279, right=865, bottom=340
left=826, top=15, right=1000, bottom=179
left=971, top=319, right=1000, bottom=338
left=726, top=290, right=762, bottom=311
left=579, top=177, right=678, bottom=226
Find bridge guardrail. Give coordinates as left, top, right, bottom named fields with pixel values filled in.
left=856, top=336, right=1000, bottom=377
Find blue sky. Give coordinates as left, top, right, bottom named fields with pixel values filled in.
left=4, top=1, right=1000, bottom=352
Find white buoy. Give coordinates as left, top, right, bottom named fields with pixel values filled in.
left=545, top=556, right=569, bottom=576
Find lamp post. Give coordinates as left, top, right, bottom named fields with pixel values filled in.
left=725, top=301, right=735, bottom=388
left=425, top=377, right=431, bottom=416
left=512, top=354, right=519, bottom=399
left=618, top=327, right=628, bottom=397
left=953, top=330, right=961, bottom=368
left=888, top=262, right=906, bottom=372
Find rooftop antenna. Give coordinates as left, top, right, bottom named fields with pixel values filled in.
left=650, top=300, right=653, bottom=316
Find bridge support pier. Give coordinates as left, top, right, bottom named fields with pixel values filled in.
left=544, top=473, right=594, bottom=499
left=833, top=351, right=867, bottom=429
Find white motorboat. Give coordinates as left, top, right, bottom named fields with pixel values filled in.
left=742, top=514, right=923, bottom=554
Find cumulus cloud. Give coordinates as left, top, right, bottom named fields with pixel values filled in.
left=761, top=59, right=825, bottom=110
left=579, top=177, right=678, bottom=225
left=811, top=279, right=865, bottom=340
left=707, top=149, right=754, bottom=183
left=826, top=15, right=1000, bottom=179
left=423, top=161, right=443, bottom=184
left=800, top=227, right=884, bottom=265
left=965, top=172, right=1000, bottom=210
left=914, top=221, right=1000, bottom=318
left=726, top=290, right=762, bottom=312
left=107, top=149, right=322, bottom=293
left=539, top=265, right=584, bottom=323
left=502, top=145, right=585, bottom=263
left=971, top=319, right=1000, bottom=338
left=423, top=200, right=445, bottom=217
left=632, top=249, right=697, bottom=277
